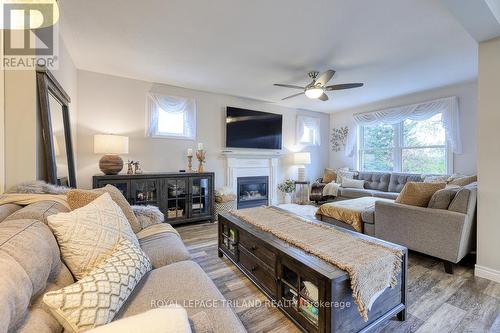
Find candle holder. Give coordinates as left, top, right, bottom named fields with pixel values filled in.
left=187, top=155, right=194, bottom=172
left=196, top=150, right=206, bottom=173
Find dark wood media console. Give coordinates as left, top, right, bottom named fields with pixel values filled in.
left=218, top=212, right=407, bottom=333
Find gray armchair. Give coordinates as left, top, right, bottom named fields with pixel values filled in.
left=374, top=183, right=477, bottom=274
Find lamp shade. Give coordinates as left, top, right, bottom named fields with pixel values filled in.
left=294, top=152, right=311, bottom=165
left=94, top=134, right=129, bottom=154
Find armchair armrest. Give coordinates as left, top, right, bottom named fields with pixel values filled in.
left=374, top=201, right=469, bottom=262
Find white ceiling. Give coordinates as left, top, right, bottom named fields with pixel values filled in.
left=59, top=0, right=478, bottom=113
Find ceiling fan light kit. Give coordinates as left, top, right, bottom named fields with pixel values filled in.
left=305, top=87, right=324, bottom=99
left=274, top=69, right=364, bottom=102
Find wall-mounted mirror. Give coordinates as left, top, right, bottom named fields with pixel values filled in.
left=37, top=66, right=76, bottom=187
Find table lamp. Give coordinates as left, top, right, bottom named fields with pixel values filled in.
left=294, top=152, right=311, bottom=181
left=94, top=134, right=129, bottom=175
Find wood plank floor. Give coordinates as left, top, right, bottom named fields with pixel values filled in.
left=177, top=222, right=500, bottom=333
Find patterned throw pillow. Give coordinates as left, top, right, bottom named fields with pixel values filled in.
left=67, top=185, right=142, bottom=234
left=336, top=169, right=357, bottom=185
left=43, top=238, right=152, bottom=332
left=322, top=168, right=337, bottom=183
left=47, top=192, right=139, bottom=279
left=396, top=182, right=446, bottom=207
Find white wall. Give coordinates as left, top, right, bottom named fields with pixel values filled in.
left=329, top=81, right=478, bottom=175
left=76, top=70, right=330, bottom=189
left=476, top=37, right=500, bottom=282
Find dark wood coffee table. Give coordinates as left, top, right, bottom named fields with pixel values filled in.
left=218, top=211, right=407, bottom=333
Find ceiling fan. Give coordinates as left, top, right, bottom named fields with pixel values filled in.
left=274, top=70, right=364, bottom=101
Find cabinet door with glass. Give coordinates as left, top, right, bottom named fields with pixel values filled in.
left=96, top=179, right=130, bottom=199
left=279, top=257, right=324, bottom=332
left=189, top=176, right=212, bottom=218
left=162, top=178, right=188, bottom=222
left=131, top=179, right=159, bottom=206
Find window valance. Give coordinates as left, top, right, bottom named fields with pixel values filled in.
left=351, top=96, right=461, bottom=154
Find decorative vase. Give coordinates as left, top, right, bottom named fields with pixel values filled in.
left=284, top=193, right=292, bottom=204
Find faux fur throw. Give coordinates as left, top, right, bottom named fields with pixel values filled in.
left=132, top=205, right=164, bottom=229
left=231, top=206, right=403, bottom=321
left=6, top=180, right=69, bottom=195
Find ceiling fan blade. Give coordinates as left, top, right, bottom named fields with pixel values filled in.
left=326, top=83, right=364, bottom=90
left=318, top=93, right=329, bottom=101
left=315, top=70, right=336, bottom=85
left=281, top=92, right=304, bottom=100
left=274, top=84, right=305, bottom=90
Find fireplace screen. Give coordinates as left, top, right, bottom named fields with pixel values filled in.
left=237, top=176, right=269, bottom=208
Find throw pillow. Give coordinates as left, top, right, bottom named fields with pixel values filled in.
left=336, top=169, right=356, bottom=184
left=427, top=186, right=461, bottom=210
left=67, top=185, right=141, bottom=234
left=86, top=307, right=191, bottom=333
left=395, top=182, right=446, bottom=207
left=423, top=175, right=449, bottom=183
left=448, top=175, right=477, bottom=187
left=43, top=238, right=152, bottom=332
left=47, top=192, right=139, bottom=280
left=341, top=178, right=365, bottom=189
left=322, top=168, right=337, bottom=183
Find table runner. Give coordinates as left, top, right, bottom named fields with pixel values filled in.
left=230, top=206, right=403, bottom=321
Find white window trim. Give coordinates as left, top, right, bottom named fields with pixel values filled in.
left=296, top=115, right=321, bottom=146
left=357, top=120, right=453, bottom=174
left=146, top=93, right=197, bottom=140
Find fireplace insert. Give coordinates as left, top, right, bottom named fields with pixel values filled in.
left=237, top=176, right=269, bottom=209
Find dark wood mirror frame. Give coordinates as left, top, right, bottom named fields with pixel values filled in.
left=36, top=66, right=76, bottom=188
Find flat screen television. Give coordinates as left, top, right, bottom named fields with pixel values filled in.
left=226, top=107, right=282, bottom=150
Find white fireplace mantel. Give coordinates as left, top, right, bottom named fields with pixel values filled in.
left=222, top=150, right=281, bottom=205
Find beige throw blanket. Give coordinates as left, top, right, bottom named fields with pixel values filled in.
left=231, top=206, right=403, bottom=321
left=0, top=193, right=70, bottom=209
left=316, top=197, right=394, bottom=232
left=322, top=182, right=341, bottom=197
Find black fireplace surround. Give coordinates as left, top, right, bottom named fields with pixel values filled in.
left=237, top=176, right=269, bottom=209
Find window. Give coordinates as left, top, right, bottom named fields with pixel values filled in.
left=296, top=115, right=320, bottom=146
left=359, top=113, right=449, bottom=174
left=146, top=93, right=196, bottom=139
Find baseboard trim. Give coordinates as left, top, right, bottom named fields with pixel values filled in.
left=475, top=264, right=500, bottom=283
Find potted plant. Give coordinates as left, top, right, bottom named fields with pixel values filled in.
left=277, top=179, right=296, bottom=204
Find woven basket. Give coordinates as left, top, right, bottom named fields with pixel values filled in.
left=215, top=200, right=237, bottom=221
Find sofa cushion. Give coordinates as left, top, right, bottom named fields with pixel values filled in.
left=372, top=191, right=399, bottom=200
left=448, top=183, right=477, bottom=214
left=117, top=260, right=246, bottom=333
left=67, top=185, right=142, bottom=234
left=0, top=219, right=64, bottom=333
left=0, top=203, right=22, bottom=223
left=357, top=172, right=391, bottom=191
left=43, top=239, right=152, bottom=332
left=428, top=186, right=461, bottom=210
left=339, top=187, right=373, bottom=199
left=137, top=224, right=190, bottom=268
left=396, top=182, right=446, bottom=207
left=341, top=178, right=365, bottom=189
left=47, top=192, right=139, bottom=280
left=4, top=200, right=69, bottom=225
left=388, top=173, right=423, bottom=193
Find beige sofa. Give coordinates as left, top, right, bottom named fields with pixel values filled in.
left=0, top=201, right=246, bottom=333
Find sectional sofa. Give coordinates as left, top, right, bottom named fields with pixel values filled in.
left=0, top=201, right=246, bottom=332
left=310, top=171, right=423, bottom=202
left=312, top=171, right=478, bottom=273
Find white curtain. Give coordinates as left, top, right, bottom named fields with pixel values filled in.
left=296, top=115, right=321, bottom=146
left=146, top=93, right=196, bottom=138
left=352, top=96, right=462, bottom=154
